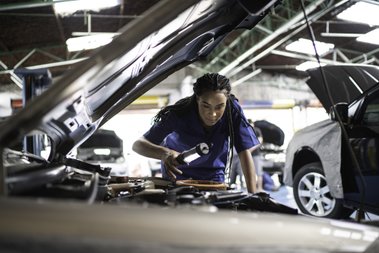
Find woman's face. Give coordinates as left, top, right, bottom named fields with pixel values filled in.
left=197, top=90, right=228, bottom=128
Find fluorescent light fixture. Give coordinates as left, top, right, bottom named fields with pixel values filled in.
left=54, top=0, right=121, bottom=15
left=337, top=1, right=379, bottom=26
left=320, top=32, right=364, bottom=38
left=285, top=38, right=334, bottom=56
left=94, top=148, right=111, bottom=156
left=296, top=61, right=326, bottom=71
left=66, top=33, right=115, bottom=52
left=357, top=28, right=379, bottom=45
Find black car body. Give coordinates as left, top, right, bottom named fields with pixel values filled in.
left=76, top=129, right=128, bottom=177
left=284, top=65, right=379, bottom=219
left=255, top=119, right=286, bottom=177
left=1, top=1, right=379, bottom=252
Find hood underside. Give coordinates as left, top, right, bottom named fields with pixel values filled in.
left=0, top=0, right=280, bottom=159
left=306, top=65, right=379, bottom=112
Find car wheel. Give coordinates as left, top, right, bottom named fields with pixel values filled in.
left=293, top=162, right=348, bottom=219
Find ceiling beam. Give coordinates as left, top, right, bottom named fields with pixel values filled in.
left=271, top=49, right=345, bottom=64
left=0, top=57, right=88, bottom=75
left=203, top=30, right=251, bottom=71
left=53, top=7, right=67, bottom=52
left=219, top=0, right=328, bottom=76
left=221, top=0, right=354, bottom=91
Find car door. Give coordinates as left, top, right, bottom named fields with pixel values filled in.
left=345, top=86, right=379, bottom=214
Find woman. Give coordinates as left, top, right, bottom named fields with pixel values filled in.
left=132, top=73, right=260, bottom=193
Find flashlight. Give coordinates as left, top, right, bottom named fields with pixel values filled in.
left=176, top=142, right=211, bottom=165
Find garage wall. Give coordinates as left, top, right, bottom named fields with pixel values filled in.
left=232, top=71, right=315, bottom=102
left=0, top=84, right=21, bottom=117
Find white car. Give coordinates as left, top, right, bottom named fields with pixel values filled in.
left=284, top=65, right=379, bottom=219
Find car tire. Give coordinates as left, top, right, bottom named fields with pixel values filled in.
left=293, top=162, right=351, bottom=219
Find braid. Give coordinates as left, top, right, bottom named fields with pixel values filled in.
left=193, top=73, right=231, bottom=96
left=153, top=95, right=195, bottom=123
left=153, top=73, right=232, bottom=124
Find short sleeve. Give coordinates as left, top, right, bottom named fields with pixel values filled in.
left=143, top=113, right=177, bottom=145
left=231, top=99, right=260, bottom=153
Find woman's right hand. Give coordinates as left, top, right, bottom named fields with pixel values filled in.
left=132, top=137, right=183, bottom=180
left=161, top=150, right=183, bottom=180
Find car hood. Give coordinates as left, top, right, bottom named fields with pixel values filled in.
left=306, top=65, right=379, bottom=112
left=1, top=197, right=379, bottom=253
left=0, top=0, right=280, bottom=159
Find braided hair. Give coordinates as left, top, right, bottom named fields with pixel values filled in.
left=153, top=73, right=232, bottom=123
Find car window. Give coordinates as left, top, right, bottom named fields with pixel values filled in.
left=348, top=99, right=362, bottom=119
left=362, top=97, right=379, bottom=126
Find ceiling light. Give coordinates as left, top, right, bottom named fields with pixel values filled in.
left=94, top=148, right=111, bottom=156
left=336, top=1, right=379, bottom=26
left=296, top=61, right=326, bottom=71
left=285, top=38, right=334, bottom=56
left=66, top=33, right=115, bottom=52
left=54, top=0, right=121, bottom=15
left=320, top=32, right=364, bottom=38
left=357, top=28, right=379, bottom=45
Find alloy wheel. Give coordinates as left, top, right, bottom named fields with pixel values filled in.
left=297, top=172, right=336, bottom=217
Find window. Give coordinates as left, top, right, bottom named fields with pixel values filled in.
left=363, top=97, right=379, bottom=126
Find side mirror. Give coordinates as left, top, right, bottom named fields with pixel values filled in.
left=330, top=102, right=348, bottom=123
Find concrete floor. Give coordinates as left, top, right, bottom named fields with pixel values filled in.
left=269, top=185, right=297, bottom=209
left=268, top=185, right=379, bottom=224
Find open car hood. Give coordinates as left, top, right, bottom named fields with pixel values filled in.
left=2, top=3, right=379, bottom=251
left=306, top=65, right=379, bottom=112
left=0, top=0, right=280, bottom=159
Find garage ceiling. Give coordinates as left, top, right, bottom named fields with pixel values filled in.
left=0, top=0, right=378, bottom=91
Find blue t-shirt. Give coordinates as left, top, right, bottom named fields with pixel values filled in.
left=143, top=98, right=259, bottom=182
